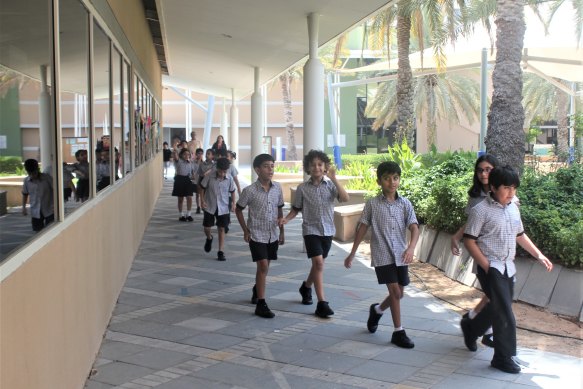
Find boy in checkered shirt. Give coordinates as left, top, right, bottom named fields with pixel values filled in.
left=235, top=154, right=285, bottom=318
left=461, top=166, right=552, bottom=374
left=344, top=161, right=419, bottom=349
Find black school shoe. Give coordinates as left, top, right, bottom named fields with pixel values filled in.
left=482, top=333, right=494, bottom=348
left=391, top=329, right=415, bottom=349
left=179, top=216, right=187, bottom=222
left=315, top=301, right=334, bottom=318
left=204, top=237, right=213, bottom=252
left=491, top=356, right=521, bottom=374
left=251, top=285, right=258, bottom=304
left=217, top=251, right=226, bottom=261
left=186, top=216, right=194, bottom=222
left=367, top=304, right=383, bottom=333
left=460, top=317, right=478, bottom=351
left=255, top=300, right=275, bottom=318
left=299, top=282, right=313, bottom=305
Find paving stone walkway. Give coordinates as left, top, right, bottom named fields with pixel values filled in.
left=85, top=178, right=582, bottom=389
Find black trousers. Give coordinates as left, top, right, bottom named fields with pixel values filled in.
left=468, top=266, right=516, bottom=359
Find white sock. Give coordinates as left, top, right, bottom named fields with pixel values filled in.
left=375, top=305, right=384, bottom=315
left=468, top=309, right=477, bottom=319
left=394, top=326, right=403, bottom=332
left=181, top=212, right=185, bottom=217
left=186, top=210, right=191, bottom=216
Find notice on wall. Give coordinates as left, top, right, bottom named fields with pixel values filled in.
left=0, top=135, right=6, bottom=149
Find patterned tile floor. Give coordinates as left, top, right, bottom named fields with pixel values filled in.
left=85, top=178, right=582, bottom=389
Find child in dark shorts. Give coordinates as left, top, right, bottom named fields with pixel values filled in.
left=235, top=154, right=285, bottom=318
left=200, top=157, right=236, bottom=261
left=280, top=150, right=349, bottom=318
left=344, top=161, right=419, bottom=348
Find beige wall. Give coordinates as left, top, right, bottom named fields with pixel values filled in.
left=0, top=156, right=163, bottom=389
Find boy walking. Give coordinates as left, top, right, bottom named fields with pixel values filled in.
left=200, top=157, right=236, bottom=261
left=281, top=150, right=349, bottom=318
left=344, top=161, right=419, bottom=348
left=22, top=159, right=55, bottom=232
left=235, top=154, right=285, bottom=318
left=461, top=166, right=553, bottom=374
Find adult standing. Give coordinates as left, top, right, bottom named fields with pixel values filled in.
left=188, top=131, right=203, bottom=157
left=212, top=135, right=228, bottom=157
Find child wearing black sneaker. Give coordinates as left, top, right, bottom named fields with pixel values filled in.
left=235, top=154, right=285, bottom=318
left=280, top=150, right=349, bottom=318
left=200, top=157, right=236, bottom=261
left=461, top=166, right=553, bottom=374
left=344, top=161, right=419, bottom=348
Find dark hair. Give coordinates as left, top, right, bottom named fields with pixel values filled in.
left=227, top=150, right=237, bottom=159
left=302, top=150, right=330, bottom=174
left=74, top=149, right=87, bottom=158
left=488, top=165, right=520, bottom=189
left=24, top=159, right=39, bottom=174
left=178, top=148, right=190, bottom=158
left=253, top=153, right=275, bottom=168
left=215, top=157, right=230, bottom=171
left=195, top=148, right=204, bottom=154
left=376, top=161, right=401, bottom=180
left=206, top=148, right=215, bottom=156
left=468, top=154, right=500, bottom=198
left=163, top=141, right=168, bottom=146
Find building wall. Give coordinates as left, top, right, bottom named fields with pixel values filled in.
left=0, top=0, right=163, bottom=387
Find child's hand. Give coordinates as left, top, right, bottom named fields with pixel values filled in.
left=344, top=253, right=354, bottom=269
left=538, top=255, right=553, bottom=272
left=450, top=237, right=461, bottom=256
left=278, top=218, right=288, bottom=227
left=402, top=247, right=415, bottom=264
left=201, top=201, right=207, bottom=210
left=243, top=228, right=250, bottom=243
left=326, top=165, right=336, bottom=180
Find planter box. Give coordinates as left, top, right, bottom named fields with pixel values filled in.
left=333, top=203, right=366, bottom=242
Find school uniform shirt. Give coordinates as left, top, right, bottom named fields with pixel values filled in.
left=174, top=159, right=196, bottom=177
left=22, top=173, right=54, bottom=219
left=463, top=193, right=524, bottom=278
left=200, top=171, right=235, bottom=216
left=237, top=180, right=284, bottom=244
left=360, top=193, right=418, bottom=267
left=292, top=177, right=338, bottom=237
left=198, top=160, right=215, bottom=179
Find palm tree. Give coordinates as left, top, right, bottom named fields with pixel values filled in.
left=277, top=66, right=303, bottom=161
left=366, top=72, right=480, bottom=147
left=484, top=0, right=527, bottom=172
left=523, top=73, right=570, bottom=158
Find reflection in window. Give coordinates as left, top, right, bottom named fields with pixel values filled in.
left=0, top=0, right=56, bottom=261
left=112, top=48, right=122, bottom=180
left=122, top=61, right=131, bottom=174
left=93, top=22, right=112, bottom=192
left=59, top=0, right=90, bottom=214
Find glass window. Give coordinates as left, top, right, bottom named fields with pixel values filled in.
left=134, top=75, right=142, bottom=167
left=93, top=22, right=112, bottom=192
left=59, top=0, right=90, bottom=214
left=122, top=61, right=131, bottom=175
left=111, top=48, right=122, bottom=180
left=0, top=0, right=56, bottom=261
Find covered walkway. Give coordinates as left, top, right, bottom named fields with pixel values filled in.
left=85, top=179, right=581, bottom=388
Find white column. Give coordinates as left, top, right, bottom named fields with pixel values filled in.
left=303, top=12, right=325, bottom=155
left=39, top=64, right=52, bottom=169
left=185, top=88, right=192, bottom=140
left=229, top=89, right=239, bottom=168
left=202, top=96, right=215, bottom=150
left=251, top=67, right=264, bottom=181
left=220, top=97, right=229, bottom=145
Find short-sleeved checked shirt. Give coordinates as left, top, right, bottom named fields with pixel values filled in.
left=237, top=180, right=284, bottom=243
left=360, top=193, right=418, bottom=267
left=293, top=177, right=338, bottom=236
left=464, top=194, right=524, bottom=278
left=22, top=173, right=54, bottom=219
left=200, top=171, right=235, bottom=215
left=198, top=160, right=215, bottom=178
left=175, top=159, right=196, bottom=177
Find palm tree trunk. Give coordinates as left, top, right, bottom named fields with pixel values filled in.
left=396, top=4, right=415, bottom=147
left=426, top=75, right=438, bottom=147
left=556, top=87, right=569, bottom=160
left=485, top=0, right=526, bottom=173
left=280, top=72, right=298, bottom=161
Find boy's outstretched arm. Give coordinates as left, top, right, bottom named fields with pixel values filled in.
left=402, top=223, right=420, bottom=264
left=280, top=207, right=299, bottom=226
left=517, top=233, right=553, bottom=271
left=234, top=206, right=250, bottom=242
left=344, top=223, right=369, bottom=269
left=327, top=166, right=350, bottom=203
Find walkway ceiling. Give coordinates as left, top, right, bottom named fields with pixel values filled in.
left=150, top=0, right=395, bottom=100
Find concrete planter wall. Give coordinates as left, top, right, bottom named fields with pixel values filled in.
left=416, top=225, right=583, bottom=321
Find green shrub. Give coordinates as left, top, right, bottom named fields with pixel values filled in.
left=0, top=156, right=23, bottom=174
left=423, top=173, right=472, bottom=233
